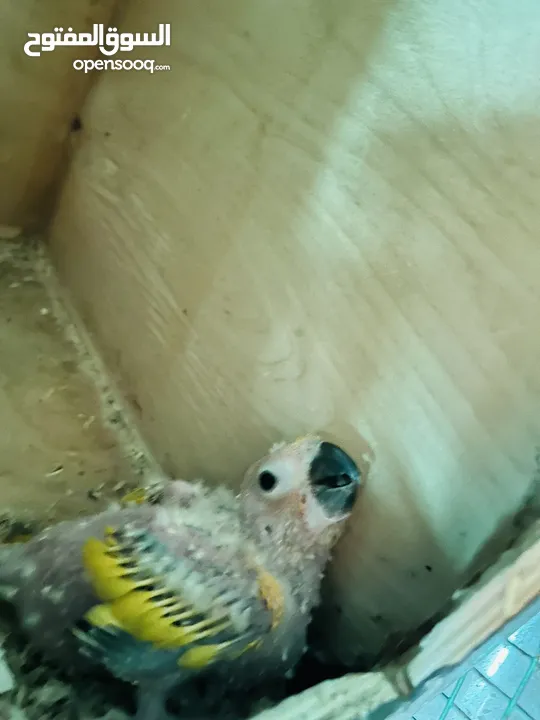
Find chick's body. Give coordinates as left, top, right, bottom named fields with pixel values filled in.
left=0, top=437, right=361, bottom=719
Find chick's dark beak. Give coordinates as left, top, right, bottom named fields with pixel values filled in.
left=309, top=441, right=361, bottom=517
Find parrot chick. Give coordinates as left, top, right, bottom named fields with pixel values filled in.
left=0, top=436, right=361, bottom=720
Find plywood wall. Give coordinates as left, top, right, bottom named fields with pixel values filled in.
left=48, top=0, right=540, bottom=663
left=0, top=0, right=118, bottom=232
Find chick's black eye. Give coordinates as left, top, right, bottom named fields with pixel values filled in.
left=258, top=471, right=277, bottom=492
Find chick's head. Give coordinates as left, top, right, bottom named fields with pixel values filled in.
left=239, top=435, right=362, bottom=554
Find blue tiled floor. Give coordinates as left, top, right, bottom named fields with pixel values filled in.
left=411, top=609, right=540, bottom=720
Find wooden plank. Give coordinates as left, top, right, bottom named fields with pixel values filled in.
left=0, top=241, right=148, bottom=527
left=0, top=0, right=118, bottom=231
left=48, top=0, right=540, bottom=661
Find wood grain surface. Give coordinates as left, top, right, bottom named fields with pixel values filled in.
left=0, top=0, right=118, bottom=231
left=48, top=0, right=540, bottom=662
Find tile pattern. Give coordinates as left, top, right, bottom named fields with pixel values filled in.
left=409, top=610, right=540, bottom=720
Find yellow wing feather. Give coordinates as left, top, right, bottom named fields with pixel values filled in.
left=80, top=526, right=283, bottom=670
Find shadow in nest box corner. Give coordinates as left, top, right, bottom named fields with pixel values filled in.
left=284, top=621, right=377, bottom=697
left=286, top=600, right=451, bottom=698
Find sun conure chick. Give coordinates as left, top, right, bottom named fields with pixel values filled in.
left=0, top=436, right=361, bottom=720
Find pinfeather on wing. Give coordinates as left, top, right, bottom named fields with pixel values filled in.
left=74, top=524, right=282, bottom=680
